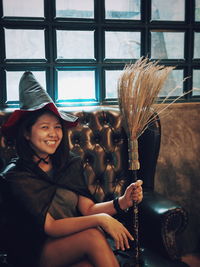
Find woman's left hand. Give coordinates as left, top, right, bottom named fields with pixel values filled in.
left=119, top=180, right=143, bottom=210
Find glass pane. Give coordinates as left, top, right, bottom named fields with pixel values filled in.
left=57, top=30, right=94, bottom=59
left=105, top=70, right=123, bottom=99
left=195, top=0, right=200, bottom=21
left=158, top=70, right=183, bottom=97
left=193, top=70, right=200, bottom=96
left=3, top=0, right=44, bottom=17
left=152, top=0, right=185, bottom=21
left=194, top=32, right=200, bottom=58
left=6, top=71, right=46, bottom=102
left=56, top=0, right=94, bottom=18
left=5, top=29, right=45, bottom=59
left=151, top=31, right=184, bottom=59
left=105, top=31, right=140, bottom=59
left=57, top=71, right=95, bottom=100
left=105, top=0, right=140, bottom=20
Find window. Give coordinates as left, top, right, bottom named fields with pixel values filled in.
left=0, top=0, right=200, bottom=108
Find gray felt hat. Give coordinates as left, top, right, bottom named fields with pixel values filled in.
left=2, top=71, right=78, bottom=138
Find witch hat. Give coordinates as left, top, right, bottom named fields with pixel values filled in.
left=2, top=71, right=78, bottom=139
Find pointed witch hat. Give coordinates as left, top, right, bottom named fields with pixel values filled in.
left=2, top=71, right=78, bottom=139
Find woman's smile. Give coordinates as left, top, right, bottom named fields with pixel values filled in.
left=45, top=140, right=58, bottom=146
left=45, top=140, right=57, bottom=145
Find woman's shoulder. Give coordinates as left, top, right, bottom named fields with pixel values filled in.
left=59, top=152, right=83, bottom=173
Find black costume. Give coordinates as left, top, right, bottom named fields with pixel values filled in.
left=1, top=152, right=95, bottom=267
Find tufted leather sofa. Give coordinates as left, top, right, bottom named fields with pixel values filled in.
left=0, top=107, right=188, bottom=267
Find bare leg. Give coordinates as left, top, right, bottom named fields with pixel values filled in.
left=39, top=228, right=119, bottom=267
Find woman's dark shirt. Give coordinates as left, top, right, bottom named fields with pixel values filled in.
left=1, top=152, right=94, bottom=267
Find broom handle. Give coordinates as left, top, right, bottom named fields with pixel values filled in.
left=132, top=170, right=140, bottom=265
left=128, top=138, right=140, bottom=264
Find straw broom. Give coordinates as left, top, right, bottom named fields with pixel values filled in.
left=117, top=57, right=175, bottom=264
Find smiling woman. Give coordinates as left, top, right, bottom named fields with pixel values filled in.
left=0, top=71, right=143, bottom=267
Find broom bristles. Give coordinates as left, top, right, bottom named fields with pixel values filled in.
left=117, top=57, right=199, bottom=170
left=118, top=57, right=174, bottom=140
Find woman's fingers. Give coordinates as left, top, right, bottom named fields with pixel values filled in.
left=114, top=225, right=134, bottom=251
left=115, top=234, right=126, bottom=251
left=122, top=232, right=130, bottom=250
left=115, top=232, right=132, bottom=250
left=119, top=234, right=125, bottom=251
left=131, top=180, right=143, bottom=203
left=100, top=213, right=134, bottom=251
left=132, top=187, right=143, bottom=203
left=125, top=228, right=134, bottom=242
left=115, top=239, right=120, bottom=250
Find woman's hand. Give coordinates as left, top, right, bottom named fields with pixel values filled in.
left=119, top=180, right=143, bottom=210
left=98, top=213, right=134, bottom=251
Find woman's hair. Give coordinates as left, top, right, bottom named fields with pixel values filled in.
left=15, top=108, right=70, bottom=170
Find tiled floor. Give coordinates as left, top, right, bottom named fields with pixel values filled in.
left=182, top=253, right=200, bottom=267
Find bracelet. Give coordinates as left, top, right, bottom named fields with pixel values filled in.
left=113, top=197, right=127, bottom=214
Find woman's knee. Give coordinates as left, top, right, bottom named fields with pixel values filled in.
left=83, top=228, right=105, bottom=242
left=39, top=229, right=116, bottom=267
left=82, top=228, right=119, bottom=267
left=82, top=228, right=110, bottom=250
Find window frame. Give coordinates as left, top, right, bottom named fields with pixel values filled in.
left=0, top=0, right=200, bottom=109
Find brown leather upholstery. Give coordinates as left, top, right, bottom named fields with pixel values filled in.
left=67, top=108, right=130, bottom=202
left=0, top=107, right=188, bottom=267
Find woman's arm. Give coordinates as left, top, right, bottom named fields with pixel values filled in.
left=44, top=212, right=134, bottom=250
left=44, top=180, right=142, bottom=250
left=78, top=180, right=143, bottom=216
left=44, top=212, right=103, bottom=237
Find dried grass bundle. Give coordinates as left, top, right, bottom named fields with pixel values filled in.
left=118, top=57, right=175, bottom=171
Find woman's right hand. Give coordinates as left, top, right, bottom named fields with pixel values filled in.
left=97, top=213, right=134, bottom=251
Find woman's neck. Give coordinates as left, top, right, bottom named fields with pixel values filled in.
left=33, top=154, right=53, bottom=173
left=33, top=154, right=50, bottom=164
left=38, top=161, right=53, bottom=172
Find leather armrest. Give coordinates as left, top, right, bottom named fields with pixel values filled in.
left=139, top=191, right=188, bottom=260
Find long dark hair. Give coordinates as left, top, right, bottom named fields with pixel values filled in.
left=15, top=108, right=70, bottom=171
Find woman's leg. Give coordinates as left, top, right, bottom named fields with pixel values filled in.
left=39, top=228, right=119, bottom=267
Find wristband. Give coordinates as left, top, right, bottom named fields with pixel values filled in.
left=113, top=197, right=126, bottom=214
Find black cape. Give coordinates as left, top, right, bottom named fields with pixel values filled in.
left=1, top=152, right=95, bottom=267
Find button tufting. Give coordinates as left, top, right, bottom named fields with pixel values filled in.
left=84, top=154, right=94, bottom=164
left=94, top=137, right=100, bottom=143
left=105, top=152, right=113, bottom=164
left=112, top=133, right=122, bottom=143
left=73, top=134, right=81, bottom=144
left=93, top=132, right=101, bottom=143
left=82, top=117, right=89, bottom=124
left=103, top=119, right=109, bottom=125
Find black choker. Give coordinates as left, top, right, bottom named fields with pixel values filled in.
left=34, top=152, right=50, bottom=164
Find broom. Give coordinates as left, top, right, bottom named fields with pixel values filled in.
left=117, top=57, right=175, bottom=264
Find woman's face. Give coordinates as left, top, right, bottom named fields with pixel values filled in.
left=25, top=112, right=63, bottom=158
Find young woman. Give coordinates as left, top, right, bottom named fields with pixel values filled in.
left=1, top=72, right=143, bottom=267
